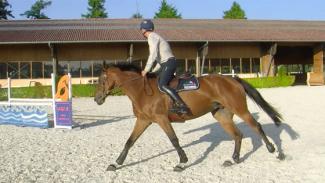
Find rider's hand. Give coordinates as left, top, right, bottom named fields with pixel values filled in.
left=141, top=70, right=147, bottom=77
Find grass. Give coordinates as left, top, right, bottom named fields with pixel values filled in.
left=0, top=84, right=124, bottom=101
left=243, top=75, right=295, bottom=88
left=0, top=75, right=294, bottom=100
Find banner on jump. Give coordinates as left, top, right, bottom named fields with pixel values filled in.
left=0, top=105, right=49, bottom=128
left=55, top=101, right=72, bottom=129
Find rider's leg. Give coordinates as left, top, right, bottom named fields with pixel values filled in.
left=159, top=58, right=190, bottom=114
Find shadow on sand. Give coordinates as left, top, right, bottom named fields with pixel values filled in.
left=121, top=112, right=299, bottom=169
left=72, top=114, right=135, bottom=129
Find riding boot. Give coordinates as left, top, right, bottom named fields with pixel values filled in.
left=161, top=85, right=190, bottom=114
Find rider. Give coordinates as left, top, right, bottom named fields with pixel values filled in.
left=140, top=19, right=190, bottom=114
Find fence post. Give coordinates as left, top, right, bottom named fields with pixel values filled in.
left=68, top=73, right=72, bottom=100
left=51, top=73, right=57, bottom=128
left=7, top=77, right=11, bottom=105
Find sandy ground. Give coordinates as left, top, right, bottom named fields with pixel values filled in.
left=1, top=86, right=325, bottom=183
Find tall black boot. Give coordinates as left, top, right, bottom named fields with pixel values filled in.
left=161, top=85, right=190, bottom=114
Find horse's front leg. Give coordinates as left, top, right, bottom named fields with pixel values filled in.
left=157, top=116, right=188, bottom=172
left=107, top=119, right=151, bottom=171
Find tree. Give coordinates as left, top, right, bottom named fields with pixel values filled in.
left=131, top=12, right=142, bottom=19
left=223, top=1, right=247, bottom=19
left=20, top=0, right=52, bottom=19
left=0, top=0, right=14, bottom=19
left=154, top=0, right=181, bottom=19
left=82, top=0, right=108, bottom=18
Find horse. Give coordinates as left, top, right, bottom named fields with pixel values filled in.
left=94, top=63, right=283, bottom=172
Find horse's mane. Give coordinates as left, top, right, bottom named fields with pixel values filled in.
left=107, top=63, right=142, bottom=74
left=107, top=63, right=157, bottom=78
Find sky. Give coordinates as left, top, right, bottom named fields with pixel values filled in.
left=7, top=0, right=325, bottom=20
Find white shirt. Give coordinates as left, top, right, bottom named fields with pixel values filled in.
left=144, top=32, right=174, bottom=73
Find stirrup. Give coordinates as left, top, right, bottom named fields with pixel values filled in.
left=169, top=104, right=190, bottom=115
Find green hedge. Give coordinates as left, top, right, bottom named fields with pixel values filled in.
left=243, top=75, right=295, bottom=88
left=0, top=84, right=124, bottom=100
left=0, top=75, right=294, bottom=100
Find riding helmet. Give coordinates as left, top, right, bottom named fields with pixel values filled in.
left=140, top=19, right=154, bottom=31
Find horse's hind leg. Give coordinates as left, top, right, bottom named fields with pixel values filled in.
left=212, top=108, right=243, bottom=164
left=239, top=112, right=275, bottom=153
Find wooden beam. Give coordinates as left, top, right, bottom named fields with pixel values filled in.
left=48, top=43, right=58, bottom=75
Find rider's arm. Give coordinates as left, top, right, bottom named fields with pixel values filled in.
left=144, top=35, right=159, bottom=72
left=152, top=63, right=161, bottom=73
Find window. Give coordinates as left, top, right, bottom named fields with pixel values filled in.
left=32, top=62, right=43, bottom=79
left=252, top=58, right=260, bottom=73
left=242, top=58, right=251, bottom=73
left=81, top=61, right=92, bottom=77
left=132, top=60, right=143, bottom=69
left=287, top=64, right=303, bottom=74
left=7, top=62, right=19, bottom=79
left=70, top=61, right=81, bottom=78
left=0, top=63, right=6, bottom=79
left=58, top=61, right=69, bottom=76
left=187, top=59, right=196, bottom=74
left=304, top=64, right=312, bottom=73
left=44, top=62, right=53, bottom=78
left=20, top=62, right=31, bottom=79
left=231, top=58, right=240, bottom=73
left=93, top=61, right=103, bottom=77
left=200, top=59, right=209, bottom=74
left=220, top=59, right=230, bottom=73
left=176, top=59, right=186, bottom=75
left=210, top=59, right=221, bottom=74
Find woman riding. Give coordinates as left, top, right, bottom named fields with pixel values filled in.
left=140, top=19, right=190, bottom=115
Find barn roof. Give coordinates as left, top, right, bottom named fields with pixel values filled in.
left=1, top=19, right=325, bottom=44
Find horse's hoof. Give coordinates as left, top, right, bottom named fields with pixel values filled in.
left=106, top=164, right=117, bottom=171
left=277, top=152, right=286, bottom=160
left=266, top=143, right=275, bottom=153
left=173, top=164, right=185, bottom=172
left=232, top=153, right=240, bottom=164
left=222, top=160, right=233, bottom=167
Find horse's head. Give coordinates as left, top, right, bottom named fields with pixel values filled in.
left=94, top=68, right=116, bottom=105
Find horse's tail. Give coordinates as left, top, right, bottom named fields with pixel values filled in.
left=234, top=76, right=282, bottom=126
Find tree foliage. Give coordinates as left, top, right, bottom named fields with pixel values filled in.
left=82, top=0, right=108, bottom=18
left=223, top=1, right=247, bottom=19
left=154, top=0, right=181, bottom=19
left=132, top=12, right=143, bottom=19
left=20, top=0, right=52, bottom=19
left=0, top=0, right=14, bottom=19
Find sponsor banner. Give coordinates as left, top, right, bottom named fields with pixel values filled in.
left=55, top=101, right=72, bottom=129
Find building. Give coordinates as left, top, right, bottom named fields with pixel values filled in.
left=0, top=19, right=324, bottom=87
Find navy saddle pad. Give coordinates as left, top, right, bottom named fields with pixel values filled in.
left=158, top=75, right=200, bottom=93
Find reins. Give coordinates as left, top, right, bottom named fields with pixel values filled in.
left=116, top=76, right=143, bottom=88
left=116, top=75, right=153, bottom=96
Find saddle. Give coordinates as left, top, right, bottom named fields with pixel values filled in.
left=158, top=72, right=200, bottom=93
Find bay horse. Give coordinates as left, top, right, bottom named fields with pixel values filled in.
left=94, top=63, right=282, bottom=172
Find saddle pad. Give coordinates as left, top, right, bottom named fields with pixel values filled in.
left=175, top=75, right=200, bottom=92
left=158, top=75, right=200, bottom=93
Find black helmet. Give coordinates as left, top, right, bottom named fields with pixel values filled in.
left=140, top=19, right=154, bottom=31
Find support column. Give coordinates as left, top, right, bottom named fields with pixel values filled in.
left=196, top=52, right=200, bottom=76
left=308, top=44, right=324, bottom=85
left=200, top=41, right=209, bottom=75
left=48, top=43, right=58, bottom=76
left=313, top=44, right=324, bottom=73
left=128, top=43, right=134, bottom=63
left=261, top=43, right=277, bottom=77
